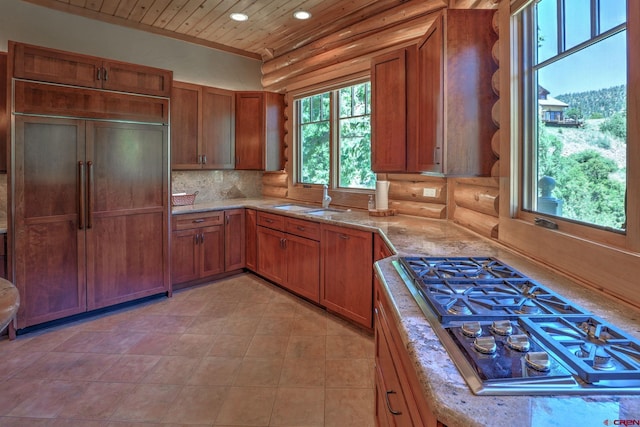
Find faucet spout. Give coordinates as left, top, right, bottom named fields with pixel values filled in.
left=322, top=184, right=332, bottom=208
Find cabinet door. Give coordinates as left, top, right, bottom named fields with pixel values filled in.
left=321, top=225, right=373, bottom=328
left=200, top=225, right=225, bottom=277
left=416, top=15, right=444, bottom=173
left=235, top=92, right=264, bottom=170
left=12, top=42, right=102, bottom=89
left=256, top=226, right=286, bottom=284
left=285, top=234, right=320, bottom=303
left=202, top=87, right=235, bottom=169
left=86, top=121, right=168, bottom=310
left=371, top=49, right=408, bottom=172
left=172, top=229, right=200, bottom=284
left=171, top=82, right=201, bottom=169
left=13, top=116, right=87, bottom=328
left=0, top=52, right=7, bottom=173
left=225, top=209, right=246, bottom=271
left=245, top=209, right=258, bottom=271
left=101, top=60, right=172, bottom=97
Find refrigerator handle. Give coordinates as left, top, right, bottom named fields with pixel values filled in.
left=87, top=161, right=93, bottom=229
left=78, top=161, right=85, bottom=230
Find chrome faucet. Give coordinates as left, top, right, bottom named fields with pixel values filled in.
left=322, top=184, right=332, bottom=208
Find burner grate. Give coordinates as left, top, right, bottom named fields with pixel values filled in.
left=400, top=256, right=528, bottom=281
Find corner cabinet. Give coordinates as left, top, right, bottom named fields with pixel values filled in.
left=375, top=276, right=443, bottom=427
left=321, top=224, right=373, bottom=328
left=11, top=41, right=172, bottom=97
left=256, top=212, right=321, bottom=302
left=224, top=209, right=246, bottom=271
left=235, top=91, right=284, bottom=171
left=416, top=9, right=497, bottom=176
left=370, top=9, right=497, bottom=176
left=171, top=81, right=235, bottom=170
left=245, top=209, right=258, bottom=271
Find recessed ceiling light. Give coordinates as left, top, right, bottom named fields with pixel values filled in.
left=230, top=13, right=249, bottom=22
left=293, top=10, right=312, bottom=20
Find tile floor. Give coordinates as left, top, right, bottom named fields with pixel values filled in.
left=0, top=273, right=375, bottom=426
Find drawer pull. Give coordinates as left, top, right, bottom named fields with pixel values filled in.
left=193, top=219, right=206, bottom=223
left=385, top=390, right=402, bottom=416
left=339, top=234, right=349, bottom=240
left=265, top=218, right=274, bottom=223
left=296, top=226, right=306, bottom=231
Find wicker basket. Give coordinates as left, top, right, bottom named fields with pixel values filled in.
left=171, top=191, right=199, bottom=206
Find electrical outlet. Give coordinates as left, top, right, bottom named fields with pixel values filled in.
left=423, top=188, right=437, bottom=198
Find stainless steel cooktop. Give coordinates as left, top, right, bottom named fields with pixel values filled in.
left=395, top=256, right=640, bottom=395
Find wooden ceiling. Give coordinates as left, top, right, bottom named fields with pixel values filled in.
left=22, top=0, right=496, bottom=62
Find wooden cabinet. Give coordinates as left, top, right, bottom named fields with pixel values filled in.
left=224, top=209, right=246, bottom=271
left=11, top=41, right=172, bottom=97
left=0, top=234, right=6, bottom=279
left=235, top=91, right=284, bottom=171
left=0, top=52, right=7, bottom=173
left=256, top=212, right=321, bottom=303
left=375, top=276, right=442, bottom=427
left=14, top=116, right=169, bottom=328
left=321, top=224, right=373, bottom=328
left=171, top=81, right=235, bottom=170
left=171, top=211, right=225, bottom=285
left=416, top=9, right=497, bottom=176
left=371, top=47, right=417, bottom=172
left=245, top=209, right=258, bottom=271
left=374, top=233, right=394, bottom=261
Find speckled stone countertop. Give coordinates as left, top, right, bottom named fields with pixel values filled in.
left=174, top=198, right=640, bottom=427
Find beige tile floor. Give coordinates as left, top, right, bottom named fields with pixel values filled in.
left=0, top=273, right=375, bottom=427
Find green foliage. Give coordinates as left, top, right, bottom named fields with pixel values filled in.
left=600, top=111, right=627, bottom=141
left=565, top=107, right=583, bottom=120
left=537, top=122, right=626, bottom=229
left=556, top=85, right=626, bottom=119
left=589, top=112, right=604, bottom=119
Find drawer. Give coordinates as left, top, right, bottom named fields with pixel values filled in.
left=285, top=217, right=320, bottom=241
left=257, top=212, right=284, bottom=231
left=173, top=211, right=224, bottom=230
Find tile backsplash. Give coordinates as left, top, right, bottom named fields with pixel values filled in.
left=172, top=170, right=263, bottom=203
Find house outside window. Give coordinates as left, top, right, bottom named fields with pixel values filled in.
left=295, top=81, right=375, bottom=191
left=520, top=0, right=627, bottom=231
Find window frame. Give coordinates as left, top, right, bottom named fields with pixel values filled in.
left=291, top=76, right=374, bottom=194
left=499, top=0, right=640, bottom=305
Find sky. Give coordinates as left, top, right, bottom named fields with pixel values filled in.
left=535, top=0, right=627, bottom=96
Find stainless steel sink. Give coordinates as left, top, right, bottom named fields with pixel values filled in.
left=272, top=204, right=314, bottom=212
left=305, top=208, right=348, bottom=216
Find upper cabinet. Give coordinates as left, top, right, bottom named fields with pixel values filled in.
left=235, top=91, right=284, bottom=171
left=371, top=9, right=497, bottom=176
left=417, top=9, right=498, bottom=176
left=11, top=42, right=172, bottom=98
left=371, top=47, right=417, bottom=172
left=171, top=81, right=236, bottom=170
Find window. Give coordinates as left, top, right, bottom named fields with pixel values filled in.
left=520, top=0, right=627, bottom=231
left=295, top=81, right=375, bottom=190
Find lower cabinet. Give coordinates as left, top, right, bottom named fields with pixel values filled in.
left=375, top=276, right=443, bottom=427
left=321, top=224, right=373, bottom=328
left=256, top=212, right=321, bottom=303
left=245, top=209, right=257, bottom=271
left=224, top=209, right=246, bottom=271
left=172, top=211, right=225, bottom=284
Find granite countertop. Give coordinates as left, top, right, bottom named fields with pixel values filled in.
left=174, top=198, right=640, bottom=427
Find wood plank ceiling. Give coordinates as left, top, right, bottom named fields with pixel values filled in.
left=22, top=0, right=496, bottom=62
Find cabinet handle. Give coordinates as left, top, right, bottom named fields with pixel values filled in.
left=226, top=215, right=229, bottom=225
left=87, top=161, right=93, bottom=229
left=434, top=147, right=441, bottom=165
left=200, top=233, right=205, bottom=244
left=194, top=234, right=199, bottom=244
left=78, top=161, right=85, bottom=230
left=96, top=68, right=102, bottom=81
left=193, top=219, right=205, bottom=223
left=296, top=226, right=305, bottom=231
left=385, top=390, right=402, bottom=416
left=202, top=155, right=207, bottom=164
left=265, top=218, right=274, bottom=223
left=339, top=234, right=349, bottom=240
left=103, top=67, right=108, bottom=81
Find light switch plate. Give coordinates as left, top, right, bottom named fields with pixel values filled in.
left=423, top=188, right=437, bottom=197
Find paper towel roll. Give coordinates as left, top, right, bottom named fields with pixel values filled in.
left=376, top=181, right=389, bottom=210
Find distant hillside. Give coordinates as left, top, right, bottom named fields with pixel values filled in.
left=556, top=85, right=626, bottom=118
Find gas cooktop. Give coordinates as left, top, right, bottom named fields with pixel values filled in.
left=395, top=256, right=640, bottom=395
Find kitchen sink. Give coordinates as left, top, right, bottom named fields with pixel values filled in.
left=305, top=208, right=349, bottom=216
left=272, top=204, right=314, bottom=212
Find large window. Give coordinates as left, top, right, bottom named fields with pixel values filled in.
left=521, top=0, right=627, bottom=231
left=296, top=81, right=375, bottom=190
